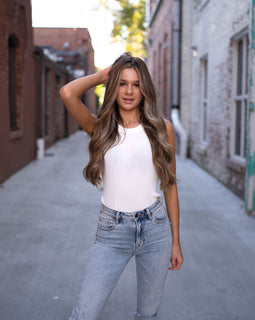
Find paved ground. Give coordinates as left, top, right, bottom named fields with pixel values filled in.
left=0, top=130, right=255, bottom=320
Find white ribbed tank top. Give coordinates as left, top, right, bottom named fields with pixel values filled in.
left=101, top=124, right=160, bottom=212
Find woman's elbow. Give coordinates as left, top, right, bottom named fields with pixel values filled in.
left=59, top=85, right=71, bottom=102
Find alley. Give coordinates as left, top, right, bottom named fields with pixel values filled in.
left=0, top=131, right=255, bottom=320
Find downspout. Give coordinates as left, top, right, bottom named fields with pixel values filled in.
left=171, top=0, right=187, bottom=159
left=245, top=0, right=255, bottom=214
left=35, top=47, right=45, bottom=159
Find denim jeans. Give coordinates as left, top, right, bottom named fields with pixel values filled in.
left=69, top=198, right=172, bottom=320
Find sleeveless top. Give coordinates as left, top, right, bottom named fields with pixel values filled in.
left=101, top=124, right=160, bottom=212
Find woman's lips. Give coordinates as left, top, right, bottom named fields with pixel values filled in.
left=123, top=98, right=134, bottom=104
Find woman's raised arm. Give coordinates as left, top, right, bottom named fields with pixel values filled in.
left=59, top=66, right=111, bottom=136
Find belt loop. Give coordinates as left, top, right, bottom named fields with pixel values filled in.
left=146, top=208, right=152, bottom=220
left=115, top=211, right=120, bottom=225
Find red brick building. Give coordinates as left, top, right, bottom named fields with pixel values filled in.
left=0, top=0, right=37, bottom=182
left=146, top=0, right=174, bottom=119
left=33, top=28, right=97, bottom=113
left=0, top=1, right=84, bottom=183
left=33, top=47, right=78, bottom=150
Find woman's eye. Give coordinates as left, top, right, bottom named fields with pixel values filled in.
left=134, top=84, right=140, bottom=87
left=120, top=82, right=126, bottom=86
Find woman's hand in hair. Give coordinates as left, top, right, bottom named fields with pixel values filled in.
left=100, top=65, right=112, bottom=84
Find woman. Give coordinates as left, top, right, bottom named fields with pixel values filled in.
left=60, top=52, right=183, bottom=320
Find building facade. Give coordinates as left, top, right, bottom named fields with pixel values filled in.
left=186, top=0, right=250, bottom=199
left=146, top=0, right=174, bottom=119
left=33, top=28, right=97, bottom=114
left=0, top=1, right=93, bottom=183
left=147, top=0, right=255, bottom=211
left=0, top=0, right=37, bottom=182
left=34, top=47, right=78, bottom=150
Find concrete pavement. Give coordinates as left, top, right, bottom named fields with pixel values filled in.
left=0, top=130, right=255, bottom=320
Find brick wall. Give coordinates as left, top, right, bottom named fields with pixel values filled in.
left=34, top=48, right=79, bottom=149
left=0, top=1, right=80, bottom=183
left=33, top=28, right=97, bottom=114
left=146, top=0, right=174, bottom=119
left=185, top=0, right=250, bottom=198
left=0, top=0, right=36, bottom=183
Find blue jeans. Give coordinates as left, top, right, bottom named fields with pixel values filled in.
left=69, top=198, right=172, bottom=320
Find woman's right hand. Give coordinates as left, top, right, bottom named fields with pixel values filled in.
left=59, top=64, right=113, bottom=135
left=100, top=65, right=112, bottom=84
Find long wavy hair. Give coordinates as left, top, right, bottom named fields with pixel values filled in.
left=84, top=52, right=176, bottom=190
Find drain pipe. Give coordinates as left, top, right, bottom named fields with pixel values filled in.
left=171, top=0, right=187, bottom=159
left=171, top=109, right=187, bottom=159
left=34, top=47, right=45, bottom=159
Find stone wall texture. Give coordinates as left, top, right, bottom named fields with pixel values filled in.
left=186, top=0, right=250, bottom=198
left=147, top=0, right=250, bottom=199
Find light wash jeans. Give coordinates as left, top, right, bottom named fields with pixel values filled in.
left=69, top=198, right=172, bottom=320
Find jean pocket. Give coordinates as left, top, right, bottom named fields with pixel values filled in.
left=97, top=212, right=116, bottom=231
left=152, top=206, right=168, bottom=224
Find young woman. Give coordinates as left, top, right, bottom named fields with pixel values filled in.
left=60, top=52, right=183, bottom=320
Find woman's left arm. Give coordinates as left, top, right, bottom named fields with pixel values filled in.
left=163, top=119, right=184, bottom=271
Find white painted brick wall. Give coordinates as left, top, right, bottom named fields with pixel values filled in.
left=186, top=0, right=250, bottom=198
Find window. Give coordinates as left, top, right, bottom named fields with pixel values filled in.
left=44, top=67, right=50, bottom=136
left=200, top=56, right=208, bottom=143
left=233, top=34, right=248, bottom=158
left=8, top=33, right=23, bottom=136
left=8, top=34, right=18, bottom=131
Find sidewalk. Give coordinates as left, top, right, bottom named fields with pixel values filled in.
left=0, top=130, right=255, bottom=320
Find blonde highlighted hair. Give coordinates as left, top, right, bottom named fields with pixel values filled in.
left=84, top=52, right=176, bottom=190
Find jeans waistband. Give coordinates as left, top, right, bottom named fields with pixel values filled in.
left=100, top=198, right=163, bottom=221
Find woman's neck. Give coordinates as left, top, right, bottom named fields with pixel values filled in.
left=119, top=109, right=140, bottom=128
left=120, top=119, right=140, bottom=128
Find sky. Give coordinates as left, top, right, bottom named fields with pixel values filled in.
left=31, top=0, right=125, bottom=68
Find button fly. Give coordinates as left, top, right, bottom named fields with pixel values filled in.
left=135, top=212, right=143, bottom=218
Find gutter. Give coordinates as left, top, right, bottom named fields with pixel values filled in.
left=34, top=47, right=45, bottom=159
left=171, top=109, right=187, bottom=159
left=149, top=0, right=163, bottom=27
left=171, top=0, right=187, bottom=159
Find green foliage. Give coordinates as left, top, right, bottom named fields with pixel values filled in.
left=95, top=83, right=106, bottom=107
left=99, top=0, right=147, bottom=57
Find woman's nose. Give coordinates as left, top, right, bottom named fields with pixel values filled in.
left=126, top=85, right=133, bottom=94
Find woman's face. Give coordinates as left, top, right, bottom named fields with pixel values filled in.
left=116, top=68, right=143, bottom=113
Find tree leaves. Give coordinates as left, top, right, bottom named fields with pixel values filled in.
left=100, top=0, right=146, bottom=57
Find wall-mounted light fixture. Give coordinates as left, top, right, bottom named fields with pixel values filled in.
left=190, top=45, right=198, bottom=57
